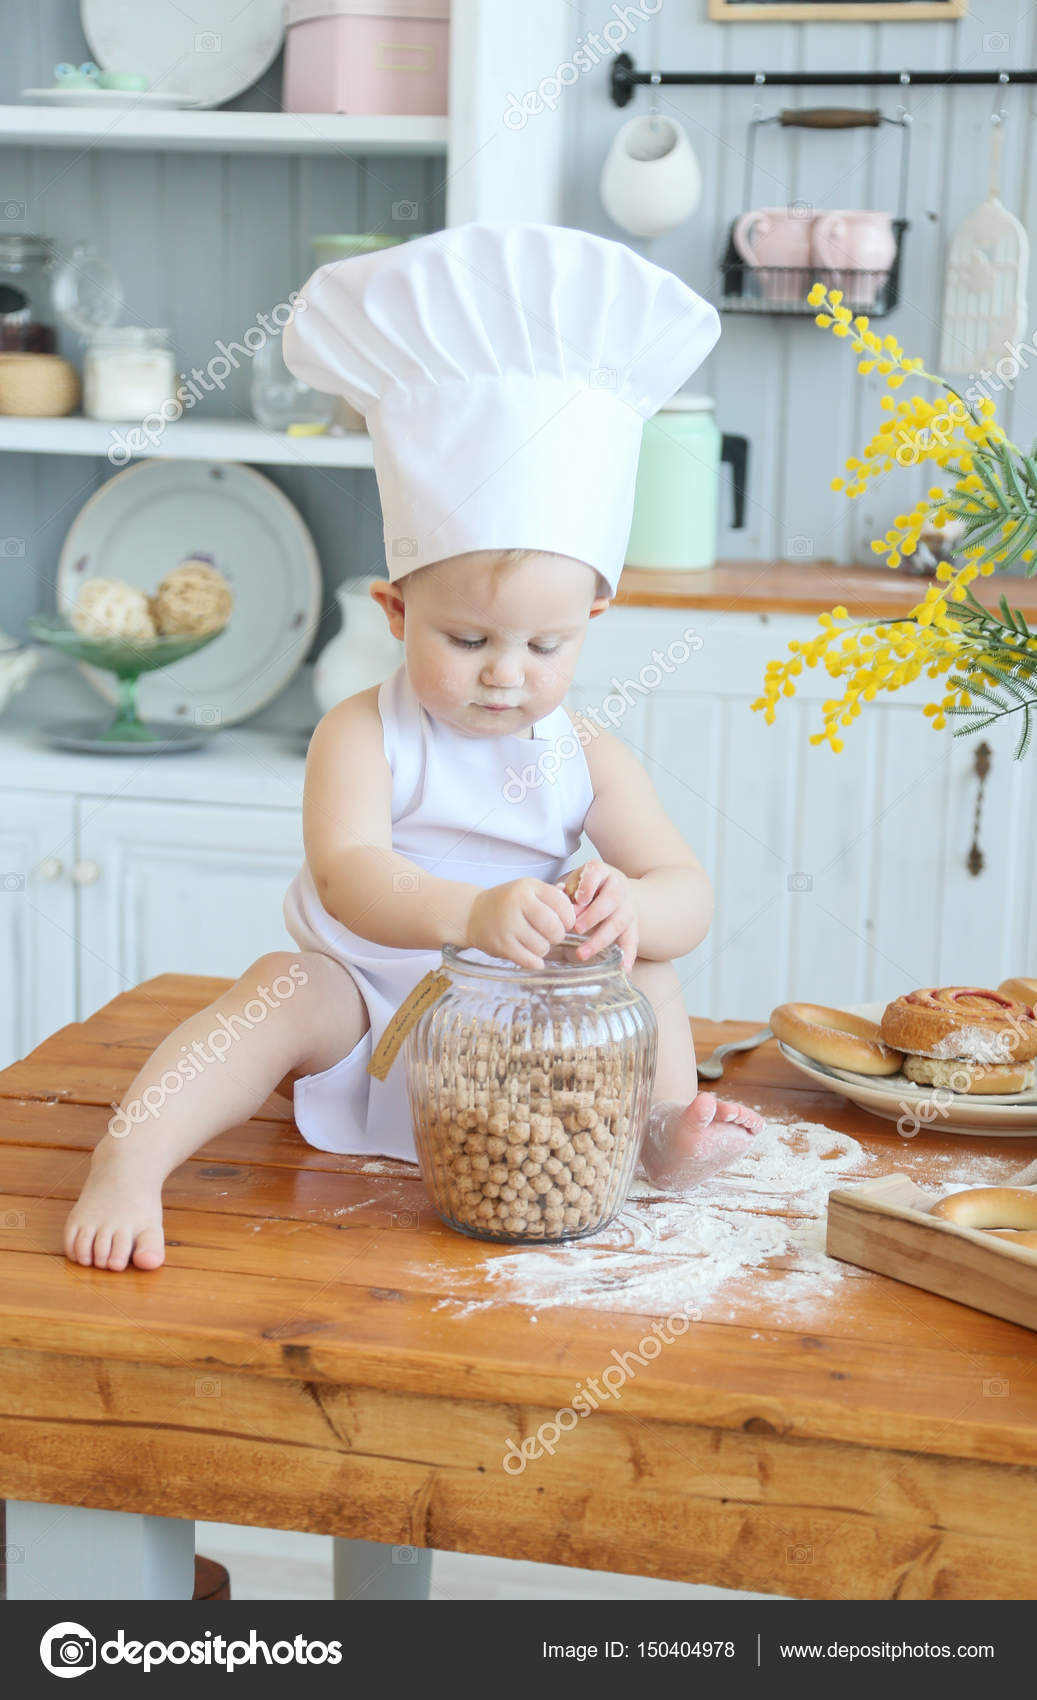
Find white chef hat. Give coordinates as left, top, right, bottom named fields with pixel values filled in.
left=282, top=221, right=721, bottom=596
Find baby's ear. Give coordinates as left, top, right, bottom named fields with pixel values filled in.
left=589, top=595, right=611, bottom=620
left=369, top=577, right=406, bottom=639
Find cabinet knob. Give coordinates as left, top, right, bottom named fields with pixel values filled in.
left=69, top=859, right=101, bottom=886
left=34, top=856, right=64, bottom=881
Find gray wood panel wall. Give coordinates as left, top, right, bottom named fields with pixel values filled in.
left=2, top=0, right=1037, bottom=697
left=563, top=0, right=1037, bottom=572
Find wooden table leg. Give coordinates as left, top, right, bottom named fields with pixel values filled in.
left=3, top=1501, right=195, bottom=1601
left=332, top=1537, right=432, bottom=1601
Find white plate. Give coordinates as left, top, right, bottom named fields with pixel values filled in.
left=82, top=0, right=285, bottom=109
left=57, top=460, right=321, bottom=729
left=778, top=1001, right=1037, bottom=1136
left=21, top=88, right=202, bottom=109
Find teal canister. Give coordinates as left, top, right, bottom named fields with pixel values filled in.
left=625, top=394, right=749, bottom=570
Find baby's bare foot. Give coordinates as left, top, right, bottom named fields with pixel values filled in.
left=642, top=1092, right=765, bottom=1189
left=64, top=1138, right=165, bottom=1271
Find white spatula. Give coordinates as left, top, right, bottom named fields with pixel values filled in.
left=938, top=116, right=1028, bottom=375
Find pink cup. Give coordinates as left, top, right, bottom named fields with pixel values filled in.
left=812, top=210, right=896, bottom=308
left=733, top=207, right=818, bottom=304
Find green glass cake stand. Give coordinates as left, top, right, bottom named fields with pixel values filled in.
left=28, top=616, right=224, bottom=753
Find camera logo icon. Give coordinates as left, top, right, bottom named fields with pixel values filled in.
left=195, top=31, right=222, bottom=52
left=393, top=871, right=419, bottom=893
left=40, top=1622, right=96, bottom=1677
left=194, top=704, right=223, bottom=727
left=2, top=538, right=25, bottom=557
left=2, top=201, right=25, bottom=220
left=392, top=200, right=419, bottom=221
left=392, top=537, right=417, bottom=558
left=787, top=872, right=813, bottom=893
left=590, top=367, right=616, bottom=389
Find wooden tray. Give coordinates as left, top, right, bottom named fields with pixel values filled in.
left=827, top=1173, right=1037, bottom=1334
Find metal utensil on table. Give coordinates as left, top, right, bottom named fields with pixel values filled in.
left=696, top=1026, right=772, bottom=1080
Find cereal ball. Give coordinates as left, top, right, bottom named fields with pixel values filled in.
left=72, top=578, right=157, bottom=642
left=152, top=559, right=233, bottom=637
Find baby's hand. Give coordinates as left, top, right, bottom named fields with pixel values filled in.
left=468, top=878, right=576, bottom=970
left=558, top=859, right=638, bottom=970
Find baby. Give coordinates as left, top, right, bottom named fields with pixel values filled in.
left=64, top=547, right=763, bottom=1272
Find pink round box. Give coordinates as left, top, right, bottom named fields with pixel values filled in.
left=283, top=0, right=450, bottom=117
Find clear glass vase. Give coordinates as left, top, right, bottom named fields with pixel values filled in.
left=404, top=934, right=658, bottom=1244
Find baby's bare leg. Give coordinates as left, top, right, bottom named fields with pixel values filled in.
left=629, top=957, right=763, bottom=1188
left=64, top=951, right=368, bottom=1272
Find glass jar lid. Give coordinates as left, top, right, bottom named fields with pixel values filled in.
left=442, top=932, right=623, bottom=985
left=0, top=235, right=54, bottom=267
left=85, top=325, right=172, bottom=347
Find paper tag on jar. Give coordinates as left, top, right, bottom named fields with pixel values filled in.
left=366, top=969, right=451, bottom=1081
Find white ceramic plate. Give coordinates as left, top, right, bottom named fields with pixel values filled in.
left=21, top=88, right=202, bottom=109
left=81, top=0, right=285, bottom=109
left=56, top=460, right=321, bottom=729
left=778, top=1001, right=1037, bottom=1136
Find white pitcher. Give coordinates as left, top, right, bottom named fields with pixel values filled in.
left=599, top=115, right=702, bottom=239
left=312, top=579, right=404, bottom=715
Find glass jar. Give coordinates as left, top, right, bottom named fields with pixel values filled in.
left=249, top=328, right=336, bottom=431
left=404, top=934, right=658, bottom=1244
left=83, top=327, right=177, bottom=421
left=0, top=235, right=123, bottom=355
left=0, top=236, right=58, bottom=352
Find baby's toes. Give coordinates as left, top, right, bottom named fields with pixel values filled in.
left=105, top=1228, right=135, bottom=1271
left=70, top=1223, right=98, bottom=1266
left=714, top=1097, right=765, bottom=1134
left=91, top=1226, right=114, bottom=1267
left=131, top=1226, right=165, bottom=1271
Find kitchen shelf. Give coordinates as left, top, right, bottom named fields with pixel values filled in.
left=0, top=105, right=449, bottom=156
left=0, top=416, right=375, bottom=467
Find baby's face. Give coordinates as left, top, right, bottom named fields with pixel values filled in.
left=375, top=551, right=607, bottom=739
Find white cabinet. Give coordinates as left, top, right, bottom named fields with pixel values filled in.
left=0, top=791, right=77, bottom=1065
left=75, top=798, right=304, bottom=1023
left=0, top=782, right=304, bottom=1071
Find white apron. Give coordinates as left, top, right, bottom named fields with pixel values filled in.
left=282, top=664, right=594, bottom=1161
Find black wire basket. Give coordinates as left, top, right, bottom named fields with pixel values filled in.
left=718, top=107, right=911, bottom=318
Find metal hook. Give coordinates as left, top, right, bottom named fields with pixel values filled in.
left=648, top=69, right=662, bottom=131
left=991, top=69, right=1010, bottom=126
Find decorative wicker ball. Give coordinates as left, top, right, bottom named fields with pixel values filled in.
left=71, top=578, right=157, bottom=641
left=152, top=559, right=233, bottom=636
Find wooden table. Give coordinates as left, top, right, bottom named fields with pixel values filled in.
left=2, top=974, right=1037, bottom=1602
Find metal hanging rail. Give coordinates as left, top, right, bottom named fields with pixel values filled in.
left=610, top=52, right=1037, bottom=104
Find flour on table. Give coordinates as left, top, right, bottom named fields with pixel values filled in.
left=430, top=1117, right=1018, bottom=1320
